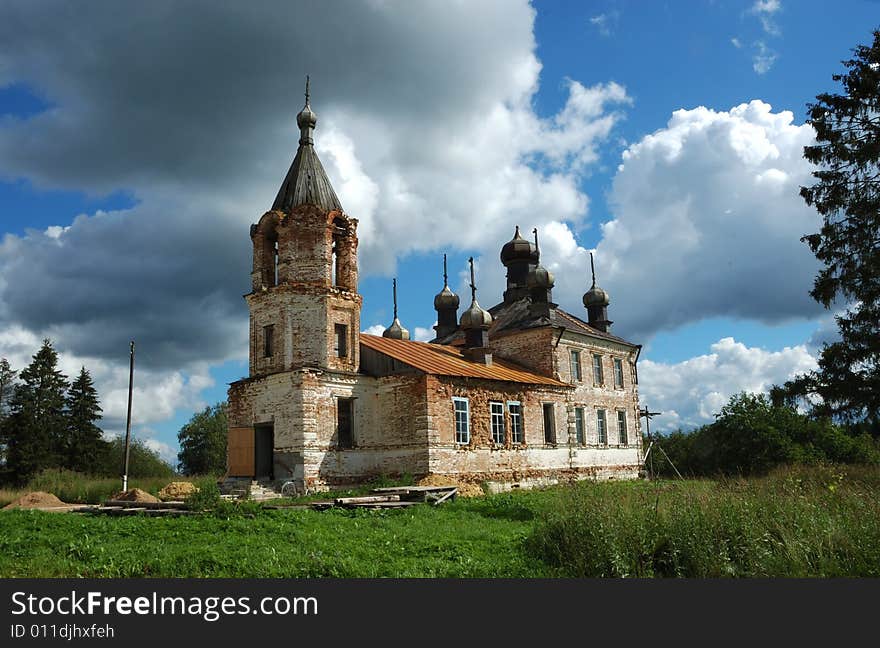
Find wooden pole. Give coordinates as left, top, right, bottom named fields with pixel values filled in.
left=122, top=340, right=135, bottom=492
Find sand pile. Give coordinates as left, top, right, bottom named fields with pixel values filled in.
left=111, top=488, right=160, bottom=503
left=3, top=491, right=66, bottom=509
left=417, top=474, right=484, bottom=498
left=158, top=481, right=199, bottom=500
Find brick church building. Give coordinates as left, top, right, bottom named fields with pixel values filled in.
left=226, top=84, right=644, bottom=492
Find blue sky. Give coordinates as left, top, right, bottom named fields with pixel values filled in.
left=0, top=1, right=876, bottom=465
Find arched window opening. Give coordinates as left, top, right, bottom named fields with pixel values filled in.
left=332, top=217, right=349, bottom=288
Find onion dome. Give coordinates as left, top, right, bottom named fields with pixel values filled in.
left=434, top=254, right=460, bottom=310
left=460, top=299, right=493, bottom=330
left=583, top=284, right=610, bottom=307
left=434, top=284, right=460, bottom=311
left=583, top=251, right=611, bottom=306
left=460, top=257, right=493, bottom=330
left=528, top=264, right=555, bottom=290
left=383, top=317, right=410, bottom=340
left=382, top=278, right=410, bottom=340
left=500, top=225, right=538, bottom=266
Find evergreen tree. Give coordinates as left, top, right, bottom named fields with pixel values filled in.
left=5, top=340, right=69, bottom=482
left=65, top=366, right=106, bottom=473
left=791, top=29, right=880, bottom=428
left=177, top=402, right=228, bottom=475
left=0, top=358, right=17, bottom=469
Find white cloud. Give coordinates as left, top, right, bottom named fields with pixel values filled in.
left=589, top=12, right=619, bottom=37
left=731, top=37, right=743, bottom=49
left=362, top=325, right=386, bottom=336
left=750, top=0, right=782, bottom=36
left=142, top=436, right=178, bottom=467
left=753, top=41, right=778, bottom=74
left=639, top=337, right=817, bottom=432
left=593, top=100, right=822, bottom=340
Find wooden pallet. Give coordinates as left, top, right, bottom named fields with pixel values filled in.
left=309, top=486, right=457, bottom=510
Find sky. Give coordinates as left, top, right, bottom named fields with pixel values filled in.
left=0, top=0, right=877, bottom=466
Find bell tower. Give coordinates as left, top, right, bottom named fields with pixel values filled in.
left=246, top=78, right=361, bottom=377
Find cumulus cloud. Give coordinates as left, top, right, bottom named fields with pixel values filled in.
left=639, top=336, right=817, bottom=432
left=753, top=41, right=778, bottom=75
left=592, top=100, right=822, bottom=341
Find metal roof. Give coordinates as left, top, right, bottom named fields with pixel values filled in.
left=360, top=334, right=567, bottom=387
left=272, top=142, right=343, bottom=213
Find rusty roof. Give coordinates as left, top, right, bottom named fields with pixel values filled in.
left=360, top=334, right=567, bottom=387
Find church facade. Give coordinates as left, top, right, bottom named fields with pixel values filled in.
left=226, top=86, right=644, bottom=492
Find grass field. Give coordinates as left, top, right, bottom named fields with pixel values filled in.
left=1, top=465, right=878, bottom=578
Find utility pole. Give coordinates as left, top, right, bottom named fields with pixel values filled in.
left=122, top=340, right=135, bottom=492
left=639, top=405, right=683, bottom=480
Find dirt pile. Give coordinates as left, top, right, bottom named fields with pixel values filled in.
left=417, top=475, right=484, bottom=498
left=158, top=482, right=199, bottom=500
left=111, top=488, right=160, bottom=503
left=3, top=491, right=66, bottom=509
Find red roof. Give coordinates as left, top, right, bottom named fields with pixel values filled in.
left=360, top=334, right=567, bottom=387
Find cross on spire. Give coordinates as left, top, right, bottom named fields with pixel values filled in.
left=443, top=253, right=448, bottom=287
left=590, top=252, right=596, bottom=288
left=305, top=75, right=311, bottom=105
left=468, top=257, right=477, bottom=302
left=392, top=277, right=398, bottom=319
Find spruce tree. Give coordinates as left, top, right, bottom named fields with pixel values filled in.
left=792, top=28, right=880, bottom=428
left=65, top=366, right=106, bottom=474
left=0, top=358, right=17, bottom=470
left=5, top=340, right=69, bottom=482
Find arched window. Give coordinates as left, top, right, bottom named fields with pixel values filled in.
left=331, top=217, right=349, bottom=288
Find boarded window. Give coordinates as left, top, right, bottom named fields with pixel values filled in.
left=334, top=324, right=348, bottom=358
left=617, top=410, right=628, bottom=445
left=508, top=402, right=523, bottom=444
left=543, top=403, right=556, bottom=444
left=263, top=324, right=274, bottom=358
left=490, top=401, right=506, bottom=444
left=614, top=358, right=624, bottom=388
left=453, top=397, right=469, bottom=444
left=570, top=350, right=582, bottom=382
left=593, top=354, right=604, bottom=386
left=597, top=409, right=607, bottom=445
left=574, top=407, right=585, bottom=445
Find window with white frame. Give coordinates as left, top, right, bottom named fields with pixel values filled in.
left=453, top=397, right=469, bottom=444
left=570, top=349, right=582, bottom=382
left=508, top=401, right=523, bottom=444
left=617, top=410, right=628, bottom=445
left=490, top=401, right=506, bottom=444
left=592, top=354, right=604, bottom=386
left=597, top=409, right=607, bottom=445
left=574, top=407, right=585, bottom=445
left=613, top=357, right=624, bottom=388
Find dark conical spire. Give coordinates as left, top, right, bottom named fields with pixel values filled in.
left=272, top=76, right=343, bottom=213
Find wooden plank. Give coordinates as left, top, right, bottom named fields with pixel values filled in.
left=431, top=488, right=458, bottom=506
left=103, top=500, right=189, bottom=510
left=349, top=501, right=420, bottom=508
left=371, top=485, right=456, bottom=493
left=335, top=495, right=400, bottom=505
left=228, top=427, right=255, bottom=477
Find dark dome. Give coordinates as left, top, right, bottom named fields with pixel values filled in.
left=500, top=226, right=538, bottom=266
left=434, top=285, right=460, bottom=311
left=583, top=284, right=610, bottom=307
left=297, top=103, right=317, bottom=130
left=460, top=299, right=492, bottom=330
left=527, top=264, right=555, bottom=290
left=382, top=317, right=410, bottom=340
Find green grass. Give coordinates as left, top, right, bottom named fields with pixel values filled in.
left=0, top=469, right=190, bottom=506
left=1, top=465, right=878, bottom=578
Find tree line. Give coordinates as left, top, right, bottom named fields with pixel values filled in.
left=0, top=340, right=172, bottom=485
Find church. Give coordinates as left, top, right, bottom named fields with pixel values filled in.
left=226, top=83, right=644, bottom=493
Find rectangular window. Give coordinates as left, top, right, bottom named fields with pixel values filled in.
left=508, top=401, right=523, bottom=444
left=334, top=323, right=348, bottom=358
left=337, top=398, right=354, bottom=449
left=597, top=409, right=607, bottom=445
left=543, top=403, right=556, bottom=444
left=453, top=397, right=470, bottom=444
left=570, top=350, right=582, bottom=382
left=263, top=324, right=274, bottom=358
left=592, top=354, right=604, bottom=386
left=490, top=401, right=506, bottom=445
left=617, top=410, right=628, bottom=446
left=574, top=407, right=585, bottom=445
left=614, top=358, right=624, bottom=388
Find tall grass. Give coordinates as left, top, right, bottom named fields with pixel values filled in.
left=0, top=469, right=190, bottom=506
left=525, top=464, right=880, bottom=577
